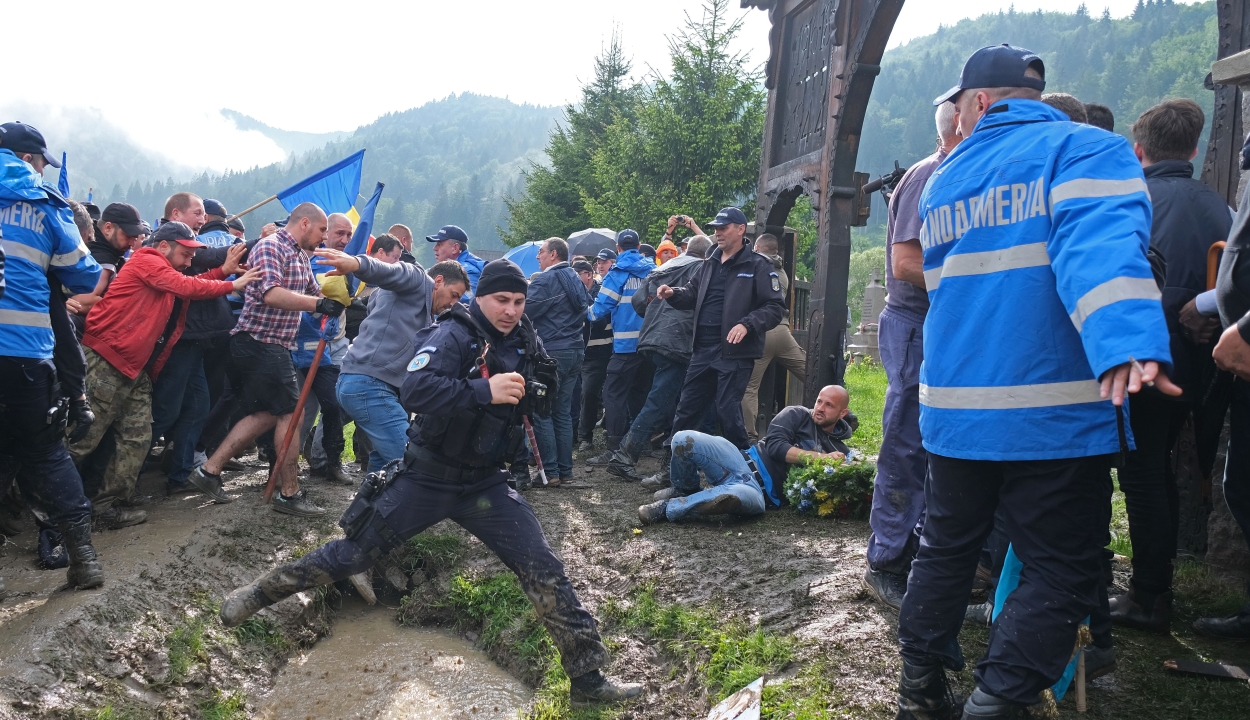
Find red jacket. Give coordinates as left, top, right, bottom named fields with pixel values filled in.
left=83, top=247, right=234, bottom=380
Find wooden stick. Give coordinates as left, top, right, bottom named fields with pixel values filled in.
left=227, top=194, right=279, bottom=222
left=1076, top=650, right=1086, bottom=712
left=264, top=321, right=327, bottom=502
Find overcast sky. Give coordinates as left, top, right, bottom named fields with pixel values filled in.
left=5, top=0, right=1192, bottom=171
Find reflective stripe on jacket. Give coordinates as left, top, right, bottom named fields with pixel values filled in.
left=918, top=99, right=1170, bottom=461
left=588, top=249, right=654, bottom=353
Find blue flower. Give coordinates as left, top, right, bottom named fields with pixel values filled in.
left=823, top=465, right=834, bottom=475
left=800, top=486, right=815, bottom=499
left=798, top=500, right=814, bottom=513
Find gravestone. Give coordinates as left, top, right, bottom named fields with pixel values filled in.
left=847, top=269, right=886, bottom=363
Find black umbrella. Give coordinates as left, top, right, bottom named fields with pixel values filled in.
left=567, top=228, right=617, bottom=258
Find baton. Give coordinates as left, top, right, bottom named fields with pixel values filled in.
left=477, top=346, right=548, bottom=487
left=265, top=315, right=328, bottom=503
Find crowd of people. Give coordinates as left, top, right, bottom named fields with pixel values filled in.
left=2, top=38, right=1250, bottom=716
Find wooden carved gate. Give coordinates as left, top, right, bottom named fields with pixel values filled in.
left=745, top=0, right=904, bottom=403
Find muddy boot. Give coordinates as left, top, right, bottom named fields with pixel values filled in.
left=960, top=688, right=1026, bottom=719
left=59, top=517, right=104, bottom=590
left=896, top=660, right=962, bottom=720
left=637, top=500, right=668, bottom=525
left=1194, top=608, right=1250, bottom=639
left=93, top=504, right=148, bottom=530
left=586, top=436, right=621, bottom=466
left=221, top=558, right=336, bottom=628
left=577, top=440, right=594, bottom=454
left=606, top=433, right=645, bottom=482
left=963, top=600, right=992, bottom=627
left=863, top=566, right=908, bottom=611
left=324, top=463, right=354, bottom=486
left=640, top=448, right=672, bottom=488
left=569, top=669, right=643, bottom=706
left=1108, top=588, right=1171, bottom=634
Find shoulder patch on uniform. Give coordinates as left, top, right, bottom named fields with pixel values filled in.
left=407, top=352, right=432, bottom=372
left=770, top=274, right=781, bottom=292
left=416, top=346, right=438, bottom=354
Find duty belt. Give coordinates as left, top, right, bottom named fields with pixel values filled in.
left=403, top=445, right=502, bottom=484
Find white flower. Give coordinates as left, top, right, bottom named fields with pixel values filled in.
left=824, top=466, right=834, bottom=475
left=806, top=479, right=816, bottom=488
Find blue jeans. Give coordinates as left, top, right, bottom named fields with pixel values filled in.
left=151, top=339, right=210, bottom=483
left=533, top=349, right=583, bottom=479
left=867, top=305, right=927, bottom=573
left=665, top=430, right=765, bottom=522
left=622, top=352, right=688, bottom=451
left=336, top=373, right=410, bottom=471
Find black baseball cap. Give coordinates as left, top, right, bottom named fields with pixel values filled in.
left=99, top=203, right=145, bottom=237
left=226, top=216, right=246, bottom=233
left=933, top=44, right=1046, bottom=106
left=203, top=199, right=228, bottom=218
left=83, top=202, right=102, bottom=221
left=708, top=207, right=748, bottom=227
left=147, top=221, right=206, bottom=248
left=595, top=248, right=618, bottom=262
left=426, top=224, right=469, bottom=244
left=0, top=122, right=60, bottom=168
left=572, top=260, right=594, bottom=274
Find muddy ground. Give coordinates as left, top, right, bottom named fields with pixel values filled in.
left=0, top=445, right=1248, bottom=719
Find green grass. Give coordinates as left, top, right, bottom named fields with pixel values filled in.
left=199, top=690, right=248, bottom=720
left=604, top=585, right=794, bottom=702
left=844, top=360, right=886, bottom=455
left=89, top=707, right=141, bottom=720
left=1109, top=473, right=1133, bottom=558
left=166, top=618, right=207, bottom=683
left=402, top=533, right=464, bottom=576
left=232, top=615, right=290, bottom=653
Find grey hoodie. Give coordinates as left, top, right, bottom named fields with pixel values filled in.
left=340, top=255, right=434, bottom=389
left=632, top=253, right=705, bottom=362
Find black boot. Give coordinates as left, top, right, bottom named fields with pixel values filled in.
left=960, top=688, right=1027, bottom=719
left=863, top=565, right=908, bottom=611
left=58, top=517, right=104, bottom=590
left=641, top=447, right=672, bottom=488
left=896, top=660, right=963, bottom=720
left=607, top=433, right=646, bottom=482
left=220, top=557, right=336, bottom=627
left=586, top=436, right=621, bottom=466
left=1108, top=587, right=1171, bottom=634
left=1193, top=608, right=1250, bottom=639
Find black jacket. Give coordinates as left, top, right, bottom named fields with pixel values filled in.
left=181, top=234, right=258, bottom=340
left=632, top=253, right=704, bottom=362
left=664, top=245, right=787, bottom=360
left=1145, top=160, right=1232, bottom=394
left=756, top=405, right=858, bottom=507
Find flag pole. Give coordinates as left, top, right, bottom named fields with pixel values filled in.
left=227, top=194, right=279, bottom=222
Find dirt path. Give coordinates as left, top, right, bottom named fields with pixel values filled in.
left=0, top=448, right=1247, bottom=719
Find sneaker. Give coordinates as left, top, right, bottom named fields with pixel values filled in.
left=272, top=489, right=326, bottom=518
left=569, top=670, right=643, bottom=706
left=606, top=457, right=645, bottom=482
left=189, top=466, right=234, bottom=504
left=93, top=505, right=148, bottom=530
left=638, top=500, right=668, bottom=525
left=862, top=566, right=907, bottom=611
left=964, top=601, right=993, bottom=627
left=640, top=472, right=669, bottom=488
left=1193, top=609, right=1250, bottom=639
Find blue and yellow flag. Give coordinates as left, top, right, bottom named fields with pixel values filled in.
left=276, top=150, right=364, bottom=215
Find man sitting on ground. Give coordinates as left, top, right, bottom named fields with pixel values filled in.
left=638, top=385, right=856, bottom=524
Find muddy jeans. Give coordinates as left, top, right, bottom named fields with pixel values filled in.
left=666, top=430, right=766, bottom=522
left=270, top=470, right=608, bottom=678
left=68, top=348, right=153, bottom=511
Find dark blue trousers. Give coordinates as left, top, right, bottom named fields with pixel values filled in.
left=622, top=352, right=688, bottom=451
left=868, top=305, right=927, bottom=573
left=0, top=357, right=93, bottom=526
left=151, top=339, right=210, bottom=483
left=1221, top=377, right=1250, bottom=601
left=278, top=469, right=608, bottom=678
left=898, top=453, right=1110, bottom=705
left=671, top=344, right=754, bottom=450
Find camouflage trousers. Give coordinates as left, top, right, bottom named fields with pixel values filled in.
left=68, top=348, right=153, bottom=511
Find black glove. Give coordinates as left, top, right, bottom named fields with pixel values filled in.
left=67, top=397, right=95, bottom=444
left=315, top=298, right=346, bottom=317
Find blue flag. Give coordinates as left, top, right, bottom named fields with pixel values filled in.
left=343, top=182, right=385, bottom=295
left=57, top=153, right=69, bottom=197
left=276, top=150, right=364, bottom=215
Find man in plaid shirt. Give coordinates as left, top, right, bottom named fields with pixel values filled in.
left=193, top=203, right=346, bottom=517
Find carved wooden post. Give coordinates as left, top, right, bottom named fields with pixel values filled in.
left=745, top=0, right=904, bottom=402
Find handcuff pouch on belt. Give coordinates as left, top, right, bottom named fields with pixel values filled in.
left=339, top=458, right=403, bottom=559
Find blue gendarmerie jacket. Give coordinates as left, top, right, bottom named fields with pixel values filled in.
left=456, top=248, right=486, bottom=303
left=526, top=261, right=591, bottom=352
left=0, top=149, right=100, bottom=359
left=918, top=99, right=1171, bottom=461
left=588, top=249, right=654, bottom=353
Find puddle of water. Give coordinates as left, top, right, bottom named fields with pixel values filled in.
left=258, top=600, right=531, bottom=720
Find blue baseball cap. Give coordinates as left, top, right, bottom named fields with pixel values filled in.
left=708, top=207, right=748, bottom=227
left=933, top=44, right=1045, bottom=106
left=616, top=229, right=640, bottom=248
left=426, top=224, right=469, bottom=244
left=203, top=199, right=228, bottom=217
left=0, top=122, right=60, bottom=168
left=595, top=248, right=618, bottom=262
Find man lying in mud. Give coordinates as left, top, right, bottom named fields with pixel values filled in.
left=638, top=385, right=856, bottom=524
left=219, top=259, right=642, bottom=707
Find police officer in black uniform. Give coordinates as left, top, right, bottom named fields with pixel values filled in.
left=220, top=260, right=642, bottom=706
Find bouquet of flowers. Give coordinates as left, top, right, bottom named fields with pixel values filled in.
left=783, top=454, right=876, bottom=519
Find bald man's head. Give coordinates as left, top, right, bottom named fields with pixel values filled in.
left=287, top=202, right=328, bottom=251
left=326, top=212, right=353, bottom=250
left=812, top=384, right=850, bottom=429
left=388, top=223, right=413, bottom=251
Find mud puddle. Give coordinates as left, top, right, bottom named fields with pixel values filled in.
left=258, top=598, right=531, bottom=720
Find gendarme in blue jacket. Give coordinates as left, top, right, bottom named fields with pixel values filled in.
left=456, top=248, right=486, bottom=303
left=0, top=149, right=100, bottom=359
left=917, top=99, right=1170, bottom=461
left=588, top=249, right=654, bottom=353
